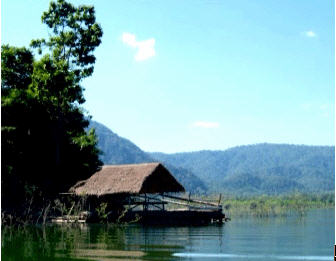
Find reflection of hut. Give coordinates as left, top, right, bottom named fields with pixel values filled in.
left=68, top=163, right=226, bottom=225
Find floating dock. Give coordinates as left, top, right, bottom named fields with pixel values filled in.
left=53, top=193, right=228, bottom=225
left=110, top=193, right=227, bottom=225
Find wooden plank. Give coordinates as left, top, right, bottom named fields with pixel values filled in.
left=162, top=198, right=220, bottom=211
left=163, top=194, right=219, bottom=207
left=136, top=194, right=221, bottom=209
left=128, top=201, right=167, bottom=205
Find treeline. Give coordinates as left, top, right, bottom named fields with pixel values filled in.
left=213, top=192, right=334, bottom=217
left=2, top=0, right=103, bottom=216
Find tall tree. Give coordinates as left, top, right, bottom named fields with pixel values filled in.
left=31, top=0, right=103, bottom=81
left=2, top=46, right=36, bottom=207
left=2, top=0, right=103, bottom=211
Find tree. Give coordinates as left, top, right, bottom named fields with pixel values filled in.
left=1, top=0, right=103, bottom=211
left=31, top=0, right=103, bottom=81
left=2, top=46, right=36, bottom=208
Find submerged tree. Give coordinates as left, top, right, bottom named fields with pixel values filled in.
left=2, top=0, right=103, bottom=211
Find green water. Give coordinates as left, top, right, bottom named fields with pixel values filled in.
left=2, top=209, right=334, bottom=261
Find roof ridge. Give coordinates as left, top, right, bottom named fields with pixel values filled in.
left=102, top=162, right=161, bottom=168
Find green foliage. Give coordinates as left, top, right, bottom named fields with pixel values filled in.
left=96, top=202, right=108, bottom=222
left=216, top=192, right=335, bottom=217
left=31, top=0, right=103, bottom=80
left=151, top=144, right=335, bottom=195
left=1, top=45, right=34, bottom=93
left=2, top=0, right=103, bottom=213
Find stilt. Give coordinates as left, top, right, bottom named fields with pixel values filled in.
left=162, top=194, right=165, bottom=211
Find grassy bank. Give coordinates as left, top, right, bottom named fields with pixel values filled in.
left=215, top=193, right=334, bottom=217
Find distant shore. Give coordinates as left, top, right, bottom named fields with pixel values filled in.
left=211, top=192, right=334, bottom=217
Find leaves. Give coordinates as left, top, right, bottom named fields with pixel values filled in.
left=1, top=45, right=34, bottom=92
left=2, top=0, right=103, bottom=210
left=31, top=0, right=103, bottom=80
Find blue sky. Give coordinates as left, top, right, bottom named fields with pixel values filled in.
left=2, top=0, right=335, bottom=153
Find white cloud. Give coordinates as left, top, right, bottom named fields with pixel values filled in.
left=122, top=32, right=155, bottom=61
left=192, top=121, right=220, bottom=129
left=303, top=31, right=317, bottom=38
left=122, top=33, right=137, bottom=47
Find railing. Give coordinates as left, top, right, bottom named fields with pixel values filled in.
left=125, top=193, right=222, bottom=212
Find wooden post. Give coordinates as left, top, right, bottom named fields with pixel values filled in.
left=188, top=192, right=191, bottom=210
left=334, top=244, right=336, bottom=261
left=144, top=194, right=148, bottom=212
left=218, top=194, right=222, bottom=210
left=162, top=193, right=165, bottom=211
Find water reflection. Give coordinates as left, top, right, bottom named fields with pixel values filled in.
left=2, top=209, right=334, bottom=261
left=173, top=253, right=332, bottom=260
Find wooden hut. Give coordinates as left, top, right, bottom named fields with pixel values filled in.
left=65, top=163, right=226, bottom=225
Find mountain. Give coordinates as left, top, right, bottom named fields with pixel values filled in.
left=150, top=144, right=335, bottom=195
left=89, top=121, right=153, bottom=164
left=89, top=121, right=334, bottom=195
left=88, top=121, right=207, bottom=193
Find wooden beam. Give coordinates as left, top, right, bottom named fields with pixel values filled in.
left=163, top=194, right=219, bottom=207
left=162, top=198, right=220, bottom=210
left=127, top=201, right=167, bottom=205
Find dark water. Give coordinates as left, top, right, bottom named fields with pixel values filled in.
left=2, top=209, right=334, bottom=261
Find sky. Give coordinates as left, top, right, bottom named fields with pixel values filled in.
left=2, top=0, right=335, bottom=153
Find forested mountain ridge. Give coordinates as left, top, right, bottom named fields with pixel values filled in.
left=89, top=121, right=153, bottom=164
left=89, top=122, right=334, bottom=195
left=88, top=121, right=207, bottom=193
left=150, top=144, right=335, bottom=195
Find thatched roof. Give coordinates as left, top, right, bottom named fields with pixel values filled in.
left=70, top=163, right=185, bottom=196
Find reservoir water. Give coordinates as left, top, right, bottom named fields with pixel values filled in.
left=2, top=209, right=334, bottom=261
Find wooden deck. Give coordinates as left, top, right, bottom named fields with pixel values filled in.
left=117, top=193, right=227, bottom=225
left=123, top=209, right=226, bottom=225
left=52, top=193, right=229, bottom=225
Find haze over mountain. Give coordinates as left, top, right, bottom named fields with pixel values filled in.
left=90, top=121, right=334, bottom=195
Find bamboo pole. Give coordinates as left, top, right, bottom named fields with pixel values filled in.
left=137, top=194, right=221, bottom=210
left=162, top=198, right=219, bottom=210
left=163, top=194, right=219, bottom=207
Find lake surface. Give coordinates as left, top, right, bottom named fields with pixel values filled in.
left=2, top=209, right=334, bottom=261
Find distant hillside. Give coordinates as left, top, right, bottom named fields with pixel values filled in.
left=88, top=121, right=207, bottom=193
left=150, top=144, right=335, bottom=195
left=89, top=121, right=334, bottom=195
left=89, top=121, right=152, bottom=164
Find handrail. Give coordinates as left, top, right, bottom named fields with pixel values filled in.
left=162, top=194, right=220, bottom=207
